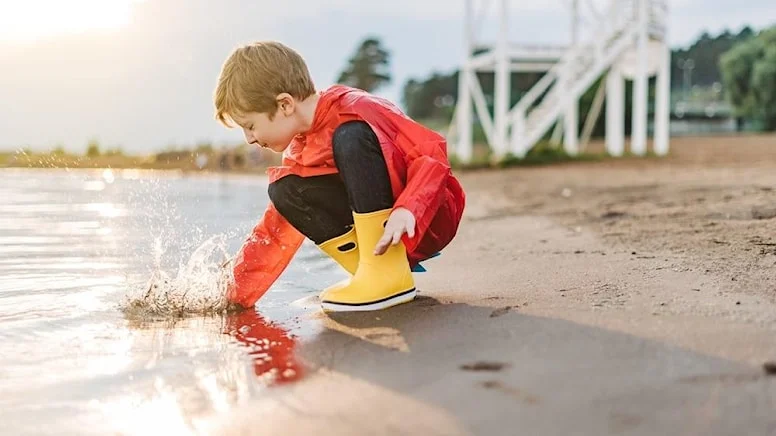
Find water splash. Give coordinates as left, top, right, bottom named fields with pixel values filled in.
left=121, top=234, right=241, bottom=318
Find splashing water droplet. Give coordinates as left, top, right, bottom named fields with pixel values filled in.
left=120, top=234, right=240, bottom=318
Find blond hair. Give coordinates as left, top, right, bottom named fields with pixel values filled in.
left=214, top=41, right=316, bottom=126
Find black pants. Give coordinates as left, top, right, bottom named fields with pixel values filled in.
left=268, top=121, right=394, bottom=245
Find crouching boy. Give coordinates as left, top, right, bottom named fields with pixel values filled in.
left=214, top=41, right=465, bottom=312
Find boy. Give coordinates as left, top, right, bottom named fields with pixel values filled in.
left=214, top=41, right=465, bottom=312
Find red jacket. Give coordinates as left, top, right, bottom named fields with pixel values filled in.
left=229, top=85, right=466, bottom=308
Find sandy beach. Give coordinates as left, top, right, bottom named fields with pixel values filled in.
left=212, top=134, right=776, bottom=435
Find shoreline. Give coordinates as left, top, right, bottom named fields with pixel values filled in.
left=0, top=165, right=274, bottom=181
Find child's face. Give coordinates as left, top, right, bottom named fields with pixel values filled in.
left=234, top=97, right=299, bottom=153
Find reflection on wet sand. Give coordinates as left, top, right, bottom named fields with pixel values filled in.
left=223, top=309, right=304, bottom=385
left=106, top=308, right=305, bottom=435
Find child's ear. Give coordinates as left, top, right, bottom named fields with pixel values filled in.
left=276, top=93, right=295, bottom=116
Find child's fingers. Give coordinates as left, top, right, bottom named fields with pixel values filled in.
left=391, top=229, right=403, bottom=245
left=375, top=231, right=392, bottom=255
left=375, top=216, right=414, bottom=254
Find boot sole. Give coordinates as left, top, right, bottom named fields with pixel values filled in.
left=321, top=288, right=417, bottom=312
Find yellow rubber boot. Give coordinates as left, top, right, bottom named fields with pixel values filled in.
left=317, top=227, right=359, bottom=275
left=317, top=227, right=359, bottom=294
left=320, top=209, right=416, bottom=312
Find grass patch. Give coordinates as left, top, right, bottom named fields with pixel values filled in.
left=449, top=141, right=610, bottom=170
left=500, top=144, right=606, bottom=167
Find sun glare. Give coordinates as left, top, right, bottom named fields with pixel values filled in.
left=0, top=0, right=145, bottom=43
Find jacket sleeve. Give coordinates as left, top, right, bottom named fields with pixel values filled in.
left=392, top=155, right=449, bottom=251
left=228, top=202, right=305, bottom=308
left=389, top=117, right=451, bottom=254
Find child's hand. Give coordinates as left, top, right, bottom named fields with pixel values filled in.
left=374, top=207, right=416, bottom=255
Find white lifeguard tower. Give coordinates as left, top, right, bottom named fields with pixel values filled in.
left=448, top=0, right=671, bottom=163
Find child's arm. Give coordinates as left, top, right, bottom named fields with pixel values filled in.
left=393, top=153, right=449, bottom=243
left=375, top=152, right=449, bottom=255
left=385, top=114, right=452, bottom=253
left=228, top=202, right=306, bottom=308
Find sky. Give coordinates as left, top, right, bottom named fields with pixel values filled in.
left=0, top=0, right=774, bottom=154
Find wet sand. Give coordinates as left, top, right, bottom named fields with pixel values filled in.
left=214, top=134, right=776, bottom=435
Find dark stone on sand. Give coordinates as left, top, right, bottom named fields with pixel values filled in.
left=461, top=361, right=509, bottom=372
left=764, top=362, right=776, bottom=375
left=600, top=211, right=628, bottom=220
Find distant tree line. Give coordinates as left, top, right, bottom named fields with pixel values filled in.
left=720, top=27, right=776, bottom=130
left=672, top=27, right=756, bottom=90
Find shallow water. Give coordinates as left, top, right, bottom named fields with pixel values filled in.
left=0, top=168, right=344, bottom=435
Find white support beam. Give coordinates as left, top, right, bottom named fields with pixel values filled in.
left=476, top=62, right=557, bottom=73
left=654, top=40, right=671, bottom=156
left=563, top=97, right=579, bottom=155
left=508, top=45, right=567, bottom=60
left=631, top=0, right=649, bottom=156
left=492, top=0, right=511, bottom=159
left=456, top=71, right=474, bottom=162
left=455, top=0, right=475, bottom=163
left=469, top=51, right=496, bottom=69
left=606, top=65, right=625, bottom=156
left=470, top=73, right=495, bottom=146
left=510, top=108, right=527, bottom=157
left=564, top=0, right=580, bottom=156
left=580, top=77, right=606, bottom=150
